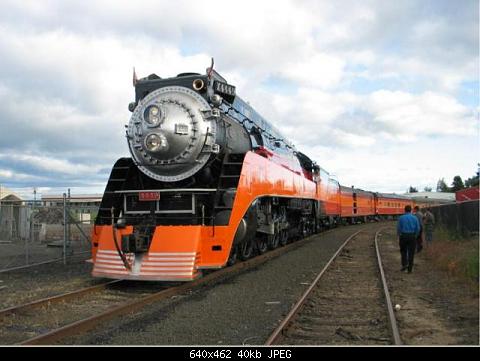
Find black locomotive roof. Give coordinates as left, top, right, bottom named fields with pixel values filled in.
left=177, top=72, right=201, bottom=77
left=135, top=72, right=209, bottom=103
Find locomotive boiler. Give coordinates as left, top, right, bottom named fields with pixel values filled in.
left=126, top=72, right=251, bottom=183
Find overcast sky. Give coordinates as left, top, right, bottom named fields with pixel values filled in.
left=0, top=0, right=478, bottom=199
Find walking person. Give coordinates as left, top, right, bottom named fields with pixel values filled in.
left=397, top=205, right=420, bottom=273
left=413, top=206, right=424, bottom=253
left=423, top=208, right=435, bottom=246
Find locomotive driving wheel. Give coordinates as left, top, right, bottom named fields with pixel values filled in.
left=267, top=230, right=280, bottom=249
left=279, top=230, right=288, bottom=246
left=239, top=239, right=254, bottom=260
left=256, top=234, right=268, bottom=254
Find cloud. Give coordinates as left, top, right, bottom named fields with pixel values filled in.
left=0, top=0, right=477, bottom=194
left=364, top=90, right=477, bottom=139
left=0, top=27, right=211, bottom=113
left=0, top=168, right=48, bottom=182
left=279, top=54, right=346, bottom=89
left=0, top=154, right=104, bottom=176
left=0, top=169, right=14, bottom=178
left=247, top=86, right=476, bottom=151
left=0, top=28, right=213, bottom=188
left=2, top=0, right=475, bottom=92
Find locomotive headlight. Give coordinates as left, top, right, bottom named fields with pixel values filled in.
left=145, top=133, right=168, bottom=152
left=144, top=105, right=163, bottom=127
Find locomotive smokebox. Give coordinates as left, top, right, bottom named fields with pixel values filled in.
left=127, top=85, right=221, bottom=182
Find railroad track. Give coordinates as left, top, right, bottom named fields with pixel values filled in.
left=0, top=226, right=347, bottom=345
left=0, top=279, right=123, bottom=318
left=0, top=279, right=172, bottom=345
left=265, top=228, right=401, bottom=345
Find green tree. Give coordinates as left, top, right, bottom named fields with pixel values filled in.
left=436, top=178, right=450, bottom=192
left=424, top=186, right=432, bottom=192
left=451, top=175, right=465, bottom=192
left=408, top=186, right=418, bottom=193
left=465, top=171, right=479, bottom=188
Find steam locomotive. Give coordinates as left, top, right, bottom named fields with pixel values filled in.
left=91, top=67, right=412, bottom=281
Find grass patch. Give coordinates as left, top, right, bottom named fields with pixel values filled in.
left=424, top=226, right=479, bottom=289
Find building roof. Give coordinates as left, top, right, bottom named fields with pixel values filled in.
left=0, top=185, right=23, bottom=202
left=402, top=191, right=455, bottom=202
left=377, top=192, right=410, bottom=200
left=41, top=194, right=103, bottom=202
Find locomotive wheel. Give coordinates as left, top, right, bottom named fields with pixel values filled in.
left=301, top=222, right=308, bottom=238
left=239, top=240, right=253, bottom=260
left=267, top=232, right=280, bottom=250
left=256, top=235, right=268, bottom=254
left=307, top=223, right=314, bottom=236
left=227, top=244, right=239, bottom=266
left=279, top=230, right=288, bottom=246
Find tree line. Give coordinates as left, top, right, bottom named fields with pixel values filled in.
left=407, top=170, right=479, bottom=194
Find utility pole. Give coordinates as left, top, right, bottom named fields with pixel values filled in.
left=32, top=188, right=37, bottom=241
left=0, top=184, right=2, bottom=230
left=26, top=188, right=37, bottom=264
left=63, top=192, right=67, bottom=265
left=67, top=188, right=71, bottom=253
left=0, top=184, right=3, bottom=244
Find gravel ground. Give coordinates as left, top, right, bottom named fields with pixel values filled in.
left=0, top=240, right=89, bottom=270
left=64, top=222, right=382, bottom=345
left=378, top=227, right=479, bottom=345
left=0, top=256, right=103, bottom=309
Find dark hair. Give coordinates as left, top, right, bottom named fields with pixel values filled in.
left=414, top=206, right=419, bottom=211
left=405, top=205, right=412, bottom=213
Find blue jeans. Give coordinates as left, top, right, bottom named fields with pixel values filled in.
left=399, top=233, right=416, bottom=271
left=424, top=225, right=433, bottom=244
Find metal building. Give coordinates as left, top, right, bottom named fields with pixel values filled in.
left=0, top=185, right=25, bottom=242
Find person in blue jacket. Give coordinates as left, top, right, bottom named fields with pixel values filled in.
left=397, top=205, right=420, bottom=273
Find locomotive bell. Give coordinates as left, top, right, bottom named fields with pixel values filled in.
left=127, top=86, right=219, bottom=182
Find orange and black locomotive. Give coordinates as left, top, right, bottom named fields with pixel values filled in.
left=91, top=67, right=412, bottom=281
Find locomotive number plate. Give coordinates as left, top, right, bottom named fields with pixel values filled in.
left=138, top=192, right=160, bottom=201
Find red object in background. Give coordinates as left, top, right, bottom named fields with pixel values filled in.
left=455, top=187, right=480, bottom=202
left=138, top=191, right=160, bottom=201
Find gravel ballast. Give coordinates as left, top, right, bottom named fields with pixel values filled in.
left=0, top=256, right=102, bottom=309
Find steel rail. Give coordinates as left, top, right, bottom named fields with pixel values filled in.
left=0, top=280, right=122, bottom=319
left=374, top=228, right=402, bottom=345
left=19, top=227, right=341, bottom=345
left=265, top=229, right=363, bottom=345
